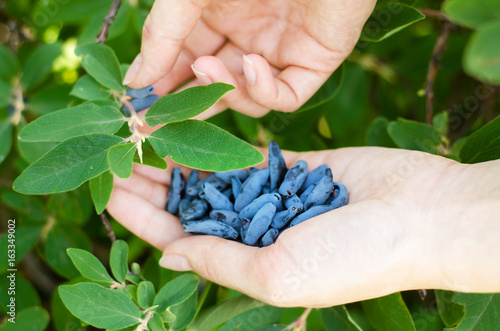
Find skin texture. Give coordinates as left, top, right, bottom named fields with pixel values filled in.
left=108, top=148, right=500, bottom=307
left=123, top=0, right=377, bottom=117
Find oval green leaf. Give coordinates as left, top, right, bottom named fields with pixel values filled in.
left=443, top=0, right=500, bottom=29
left=13, top=134, right=123, bottom=195
left=67, top=248, right=114, bottom=284
left=59, top=282, right=141, bottom=329
left=361, top=293, right=416, bottom=330
left=145, top=83, right=235, bottom=126
left=107, top=143, right=136, bottom=178
left=459, top=114, right=500, bottom=163
left=149, top=120, right=264, bottom=171
left=89, top=171, right=114, bottom=214
left=18, top=103, right=125, bottom=142
left=110, top=239, right=129, bottom=283
left=71, top=74, right=111, bottom=100
left=153, top=274, right=199, bottom=313
left=137, top=281, right=156, bottom=309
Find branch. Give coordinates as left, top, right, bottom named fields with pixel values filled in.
left=100, top=212, right=116, bottom=243
left=96, top=0, right=122, bottom=44
left=424, top=21, right=453, bottom=124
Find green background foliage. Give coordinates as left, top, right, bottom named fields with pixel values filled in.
left=1, top=0, right=499, bottom=329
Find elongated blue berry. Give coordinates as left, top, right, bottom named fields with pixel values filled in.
left=299, top=183, right=316, bottom=203
left=304, top=168, right=333, bottom=210
left=185, top=170, right=199, bottom=194
left=284, top=194, right=303, bottom=213
left=123, top=94, right=159, bottom=114
left=209, top=210, right=241, bottom=230
left=270, top=207, right=298, bottom=230
left=244, top=203, right=276, bottom=246
left=231, top=176, right=242, bottom=200
left=239, top=193, right=282, bottom=220
left=179, top=197, right=192, bottom=223
left=183, top=199, right=208, bottom=220
left=166, top=167, right=184, bottom=214
left=234, top=168, right=269, bottom=212
left=126, top=85, right=155, bottom=98
left=261, top=228, right=279, bottom=247
left=269, top=141, right=287, bottom=191
left=203, top=182, right=233, bottom=210
left=299, top=163, right=329, bottom=193
left=183, top=220, right=238, bottom=239
left=279, top=160, right=308, bottom=198
left=289, top=205, right=334, bottom=227
left=327, top=182, right=349, bottom=209
left=215, top=170, right=248, bottom=183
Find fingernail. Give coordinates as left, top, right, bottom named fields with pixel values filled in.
left=243, top=55, right=256, bottom=86
left=191, top=65, right=213, bottom=85
left=159, top=254, right=192, bottom=271
left=123, top=53, right=143, bottom=85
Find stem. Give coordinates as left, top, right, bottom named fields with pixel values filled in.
left=100, top=212, right=116, bottom=243
left=287, top=308, right=313, bottom=331
left=96, top=0, right=122, bottom=44
left=418, top=9, right=449, bottom=21
left=424, top=21, right=452, bottom=124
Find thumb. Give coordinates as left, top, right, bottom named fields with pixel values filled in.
left=159, top=235, right=288, bottom=305
left=124, top=0, right=212, bottom=87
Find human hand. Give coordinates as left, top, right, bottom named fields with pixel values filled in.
left=123, top=0, right=376, bottom=116
left=107, top=147, right=500, bottom=307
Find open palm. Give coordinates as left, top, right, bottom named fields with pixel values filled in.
left=126, top=0, right=376, bottom=116
left=107, top=147, right=471, bottom=307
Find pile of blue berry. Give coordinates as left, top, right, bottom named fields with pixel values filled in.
left=165, top=141, right=348, bottom=247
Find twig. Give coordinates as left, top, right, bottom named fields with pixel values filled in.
left=424, top=21, right=452, bottom=124
left=96, top=0, right=122, bottom=44
left=418, top=9, right=449, bottom=21
left=100, top=212, right=116, bottom=243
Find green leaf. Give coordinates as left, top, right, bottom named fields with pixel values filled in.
left=31, top=0, right=110, bottom=24
left=154, top=274, right=199, bottom=313
left=0, top=306, right=49, bottom=331
left=0, top=275, right=41, bottom=314
left=67, top=248, right=115, bottom=284
left=13, top=134, right=123, bottom=194
left=435, top=290, right=465, bottom=327
left=0, top=119, right=12, bottom=165
left=361, top=293, right=416, bottom=331
left=30, top=84, right=74, bottom=115
left=0, top=79, right=12, bottom=108
left=18, top=103, right=125, bottom=142
left=0, top=45, right=20, bottom=80
left=145, top=83, right=235, bottom=126
left=360, top=3, right=425, bottom=42
left=148, top=312, right=168, bottom=331
left=443, top=0, right=500, bottom=29
left=321, top=306, right=364, bottom=331
left=365, top=117, right=397, bottom=148
left=45, top=225, right=92, bottom=279
left=463, top=21, right=500, bottom=85
left=149, top=120, right=264, bottom=171
left=133, top=142, right=167, bottom=170
left=2, top=191, right=46, bottom=222
left=189, top=296, right=267, bottom=331
left=47, top=187, right=93, bottom=225
left=75, top=43, right=124, bottom=91
left=137, top=281, right=156, bottom=309
left=169, top=290, right=198, bottom=331
left=387, top=118, right=441, bottom=154
left=433, top=111, right=449, bottom=136
left=89, top=171, right=114, bottom=214
left=21, top=42, right=62, bottom=90
left=295, top=65, right=344, bottom=113
left=110, top=239, right=129, bottom=283
left=219, top=305, right=283, bottom=331
left=0, top=226, right=42, bottom=273
left=460, top=115, right=500, bottom=163
left=59, top=283, right=141, bottom=329
left=449, top=293, right=500, bottom=330
left=107, top=143, right=136, bottom=178
left=71, top=74, right=111, bottom=100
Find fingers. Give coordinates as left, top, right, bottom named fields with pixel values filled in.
left=107, top=187, right=189, bottom=251
left=114, top=172, right=168, bottom=209
left=124, top=0, right=218, bottom=88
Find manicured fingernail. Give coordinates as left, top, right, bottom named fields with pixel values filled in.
left=243, top=55, right=256, bottom=86
left=159, top=254, right=192, bottom=271
left=191, top=65, right=213, bottom=85
left=123, top=53, right=143, bottom=85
